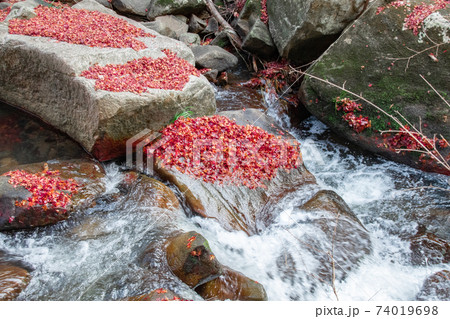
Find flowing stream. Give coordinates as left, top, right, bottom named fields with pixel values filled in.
left=0, top=83, right=449, bottom=300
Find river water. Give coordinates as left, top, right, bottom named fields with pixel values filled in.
left=0, top=84, right=449, bottom=300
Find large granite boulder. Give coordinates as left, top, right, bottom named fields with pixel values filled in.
left=0, top=159, right=105, bottom=231
left=0, top=0, right=215, bottom=161
left=152, top=109, right=317, bottom=235
left=267, top=0, right=367, bottom=63
left=300, top=0, right=450, bottom=175
left=147, top=0, right=206, bottom=20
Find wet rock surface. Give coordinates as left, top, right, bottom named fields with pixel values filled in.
left=195, top=265, right=267, bottom=301
left=0, top=250, right=31, bottom=301
left=416, top=270, right=450, bottom=301
left=0, top=0, right=215, bottom=161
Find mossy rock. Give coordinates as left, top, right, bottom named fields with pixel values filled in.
left=300, top=0, right=450, bottom=175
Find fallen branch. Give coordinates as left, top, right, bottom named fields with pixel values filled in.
left=205, top=0, right=243, bottom=49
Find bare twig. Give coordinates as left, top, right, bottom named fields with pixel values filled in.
left=420, top=74, right=450, bottom=109
left=385, top=43, right=444, bottom=71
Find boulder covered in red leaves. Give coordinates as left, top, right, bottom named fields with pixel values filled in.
left=300, top=0, right=450, bottom=175
left=149, top=109, right=317, bottom=234
left=0, top=159, right=105, bottom=231
left=146, top=0, right=207, bottom=20
left=0, top=0, right=215, bottom=161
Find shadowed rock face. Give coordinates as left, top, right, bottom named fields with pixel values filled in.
left=124, top=288, right=185, bottom=301
left=152, top=109, right=317, bottom=235
left=267, top=0, right=367, bottom=63
left=0, top=0, right=215, bottom=161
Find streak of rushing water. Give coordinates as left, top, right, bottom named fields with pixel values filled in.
left=1, top=87, right=449, bottom=300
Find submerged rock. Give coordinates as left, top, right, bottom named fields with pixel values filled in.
left=0, top=0, right=215, bottom=161
left=267, top=0, right=367, bottom=63
left=410, top=232, right=450, bottom=266
left=416, top=270, right=450, bottom=301
left=192, top=45, right=238, bottom=72
left=300, top=190, right=372, bottom=282
left=0, top=159, right=105, bottom=231
left=195, top=266, right=267, bottom=301
left=0, top=264, right=30, bottom=301
left=125, top=288, right=186, bottom=301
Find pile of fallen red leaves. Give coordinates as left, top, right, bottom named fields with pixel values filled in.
left=80, top=49, right=200, bottom=93
left=147, top=115, right=301, bottom=189
left=8, top=5, right=154, bottom=50
left=2, top=164, right=80, bottom=211
left=335, top=97, right=371, bottom=133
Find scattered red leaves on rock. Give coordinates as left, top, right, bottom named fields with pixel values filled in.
left=389, top=125, right=448, bottom=151
left=335, top=97, right=371, bottom=133
left=1, top=164, right=80, bottom=211
left=155, top=288, right=168, bottom=294
left=80, top=50, right=200, bottom=93
left=186, top=235, right=197, bottom=249
left=8, top=5, right=154, bottom=50
left=376, top=0, right=450, bottom=35
left=148, top=115, right=301, bottom=189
